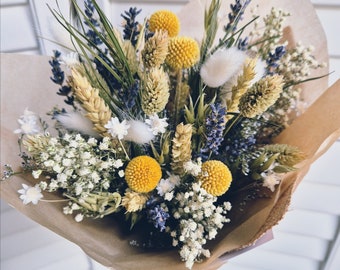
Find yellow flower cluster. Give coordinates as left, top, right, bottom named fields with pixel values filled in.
left=125, top=156, right=162, bottom=193
left=166, top=37, right=200, bottom=70
left=149, top=10, right=180, bottom=37
left=198, top=160, right=232, bottom=196
left=148, top=10, right=200, bottom=70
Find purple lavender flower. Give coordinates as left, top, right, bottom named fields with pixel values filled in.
left=224, top=118, right=259, bottom=163
left=84, top=0, right=103, bottom=46
left=118, top=79, right=140, bottom=111
left=224, top=0, right=251, bottom=33
left=237, top=37, right=249, bottom=51
left=49, top=50, right=73, bottom=106
left=121, top=7, right=142, bottom=47
left=200, top=103, right=226, bottom=160
left=147, top=205, right=170, bottom=232
left=266, top=46, right=286, bottom=75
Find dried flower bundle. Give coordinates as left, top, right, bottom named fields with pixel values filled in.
left=2, top=0, right=327, bottom=269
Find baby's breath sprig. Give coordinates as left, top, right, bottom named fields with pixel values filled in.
left=2, top=164, right=15, bottom=181
left=249, top=7, right=290, bottom=58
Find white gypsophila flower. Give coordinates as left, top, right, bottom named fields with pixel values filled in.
left=224, top=201, right=232, bottom=211
left=113, top=159, right=124, bottom=169
left=60, top=52, right=80, bottom=67
left=118, top=170, right=125, bottom=177
left=62, top=158, right=73, bottom=167
left=91, top=171, right=100, bottom=183
left=48, top=179, right=59, bottom=191
left=99, top=137, right=110, bottom=150
left=32, top=170, right=43, bottom=179
left=18, top=184, right=43, bottom=205
left=145, top=114, right=169, bottom=135
left=262, top=172, right=281, bottom=192
left=200, top=47, right=246, bottom=88
left=81, top=152, right=91, bottom=160
left=183, top=158, right=202, bottom=176
left=167, top=172, right=181, bottom=186
left=87, top=137, right=97, bottom=145
left=164, top=191, right=174, bottom=201
left=104, top=117, right=130, bottom=140
left=63, top=205, right=73, bottom=215
left=54, top=111, right=99, bottom=138
left=71, top=203, right=81, bottom=210
left=124, top=119, right=154, bottom=144
left=102, top=180, right=110, bottom=189
left=170, top=182, right=231, bottom=268
left=75, top=213, right=84, bottom=222
left=157, top=178, right=175, bottom=197
left=39, top=181, right=48, bottom=190
left=14, top=108, right=43, bottom=135
left=75, top=183, right=83, bottom=195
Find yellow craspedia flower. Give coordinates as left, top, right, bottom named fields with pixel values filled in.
left=149, top=10, right=180, bottom=37
left=166, top=37, right=200, bottom=69
left=198, top=160, right=232, bottom=196
left=125, top=156, right=162, bottom=193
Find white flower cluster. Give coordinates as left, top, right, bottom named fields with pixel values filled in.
left=261, top=171, right=281, bottom=192
left=183, top=158, right=202, bottom=177
left=170, top=182, right=232, bottom=269
left=14, top=108, right=43, bottom=135
left=250, top=7, right=290, bottom=56
left=32, top=134, right=124, bottom=214
left=104, top=114, right=168, bottom=144
left=278, top=42, right=326, bottom=83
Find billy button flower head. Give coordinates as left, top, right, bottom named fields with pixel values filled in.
left=166, top=37, right=200, bottom=69
left=149, top=10, right=180, bottom=37
left=198, top=160, right=232, bottom=196
left=239, top=74, right=284, bottom=118
left=125, top=156, right=162, bottom=193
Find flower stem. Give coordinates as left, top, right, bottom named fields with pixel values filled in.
left=119, top=139, right=130, bottom=160
left=224, top=113, right=242, bottom=137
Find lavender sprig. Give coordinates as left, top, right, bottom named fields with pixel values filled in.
left=266, top=46, right=286, bottom=75
left=200, top=103, right=226, bottom=160
left=49, top=50, right=74, bottom=106
left=118, top=78, right=140, bottom=111
left=121, top=7, right=142, bottom=47
left=224, top=0, right=251, bottom=33
left=147, top=204, right=170, bottom=232
left=237, top=37, right=249, bottom=51
left=84, top=0, right=103, bottom=46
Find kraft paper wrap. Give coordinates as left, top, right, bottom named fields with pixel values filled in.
left=1, top=0, right=339, bottom=269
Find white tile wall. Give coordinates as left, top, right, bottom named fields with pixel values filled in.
left=1, top=0, right=339, bottom=270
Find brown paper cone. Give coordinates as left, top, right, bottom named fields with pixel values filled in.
left=0, top=0, right=338, bottom=269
